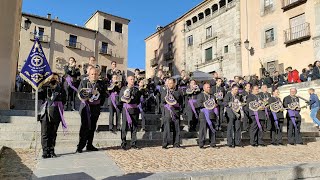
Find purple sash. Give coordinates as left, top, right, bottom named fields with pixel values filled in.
left=156, top=85, right=161, bottom=92
left=164, top=103, right=180, bottom=121
left=200, top=108, right=215, bottom=133
left=213, top=107, right=219, bottom=120
left=271, top=112, right=279, bottom=130
left=138, top=97, right=145, bottom=119
left=110, top=92, right=119, bottom=111
left=253, top=111, right=263, bottom=131
left=41, top=101, right=68, bottom=133
left=65, top=76, right=78, bottom=92
left=123, top=103, right=138, bottom=127
left=188, top=99, right=198, bottom=119
left=264, top=108, right=270, bottom=120
left=179, top=86, right=187, bottom=90
left=287, top=110, right=298, bottom=129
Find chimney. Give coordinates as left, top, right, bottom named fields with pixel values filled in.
left=55, top=16, right=59, bottom=20
left=47, top=13, right=51, bottom=19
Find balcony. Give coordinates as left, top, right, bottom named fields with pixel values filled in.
left=65, top=40, right=81, bottom=49
left=282, top=0, right=307, bottom=11
left=164, top=51, right=174, bottom=61
left=99, top=47, right=112, bottom=56
left=150, top=58, right=158, bottom=67
left=284, top=22, right=311, bottom=45
left=30, top=32, right=49, bottom=43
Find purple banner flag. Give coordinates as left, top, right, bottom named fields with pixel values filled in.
left=20, top=37, right=52, bottom=90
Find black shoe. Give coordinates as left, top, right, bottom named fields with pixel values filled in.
left=121, top=143, right=127, bottom=150
left=278, top=143, right=284, bottom=146
left=259, top=144, right=266, bottom=147
left=131, top=145, right=139, bottom=149
left=251, top=144, right=258, bottom=147
left=199, top=146, right=205, bottom=149
left=42, top=154, right=50, bottom=159
left=75, top=149, right=83, bottom=153
left=49, top=152, right=57, bottom=158
left=228, top=145, right=235, bottom=148
left=86, top=145, right=98, bottom=151
left=162, top=145, right=168, bottom=149
left=289, top=143, right=295, bottom=146
left=211, top=145, right=219, bottom=149
left=173, top=145, right=182, bottom=148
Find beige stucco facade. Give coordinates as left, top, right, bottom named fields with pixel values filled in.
left=240, top=0, right=318, bottom=77
left=18, top=11, right=129, bottom=75
left=0, top=0, right=22, bottom=110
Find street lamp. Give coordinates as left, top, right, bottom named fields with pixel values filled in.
left=21, top=18, right=32, bottom=30
left=244, top=39, right=254, bottom=56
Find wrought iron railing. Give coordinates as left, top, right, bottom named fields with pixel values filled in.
left=65, top=40, right=81, bottom=49
left=284, top=22, right=310, bottom=44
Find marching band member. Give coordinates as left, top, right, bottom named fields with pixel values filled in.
left=268, top=88, right=284, bottom=145
left=153, top=70, right=165, bottom=115
left=138, top=79, right=148, bottom=131
left=212, top=78, right=226, bottom=131
left=119, top=76, right=142, bottom=150
left=107, top=74, right=121, bottom=131
left=224, top=85, right=243, bottom=147
left=161, top=78, right=183, bottom=149
left=39, top=73, right=67, bottom=158
left=197, top=83, right=218, bottom=148
left=185, top=79, right=200, bottom=132
left=259, top=85, right=272, bottom=131
left=83, top=56, right=100, bottom=75
left=248, top=85, right=266, bottom=147
left=283, top=88, right=303, bottom=145
left=107, top=61, right=121, bottom=82
left=76, top=68, right=106, bottom=153
left=64, top=57, right=80, bottom=111
left=240, top=83, right=251, bottom=131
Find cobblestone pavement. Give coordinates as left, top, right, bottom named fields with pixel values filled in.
left=0, top=147, right=36, bottom=180
left=106, top=142, right=320, bottom=173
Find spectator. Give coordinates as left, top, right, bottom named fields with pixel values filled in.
left=307, top=88, right=320, bottom=129
left=312, top=61, right=320, bottom=80
left=300, top=68, right=308, bottom=82
left=249, top=75, right=260, bottom=87
left=261, top=71, right=273, bottom=88
left=307, top=64, right=313, bottom=81
left=286, top=66, right=301, bottom=84
left=272, top=71, right=286, bottom=88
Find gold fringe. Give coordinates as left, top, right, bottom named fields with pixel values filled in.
left=20, top=72, right=53, bottom=90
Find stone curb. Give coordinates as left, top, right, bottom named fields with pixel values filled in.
left=116, top=162, right=320, bottom=180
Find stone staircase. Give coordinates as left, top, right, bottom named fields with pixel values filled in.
left=1, top=109, right=320, bottom=149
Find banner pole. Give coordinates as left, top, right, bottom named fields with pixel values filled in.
left=35, top=89, right=38, bottom=159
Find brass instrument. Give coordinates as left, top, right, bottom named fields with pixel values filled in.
left=89, top=87, right=100, bottom=102
left=230, top=99, right=244, bottom=113
left=203, top=94, right=216, bottom=110
left=186, top=85, right=200, bottom=95
left=249, top=101, right=262, bottom=112
left=107, top=81, right=121, bottom=91
left=121, top=87, right=132, bottom=103
left=165, top=89, right=177, bottom=105
left=287, top=101, right=300, bottom=110
left=269, top=101, right=284, bottom=113
left=214, top=92, right=224, bottom=100
left=78, top=81, right=100, bottom=102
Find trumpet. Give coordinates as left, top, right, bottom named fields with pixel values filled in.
left=107, top=81, right=122, bottom=91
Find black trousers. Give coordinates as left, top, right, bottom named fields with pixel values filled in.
left=217, top=105, right=224, bottom=128
left=155, top=93, right=161, bottom=114
left=162, top=117, right=180, bottom=147
left=121, top=111, right=139, bottom=145
left=270, top=120, right=283, bottom=144
left=287, top=118, right=303, bottom=144
left=108, top=102, right=120, bottom=130
left=140, top=108, right=146, bottom=130
left=198, top=118, right=216, bottom=147
left=250, top=116, right=264, bottom=145
left=242, top=109, right=250, bottom=131
left=66, top=87, right=76, bottom=110
left=77, top=105, right=100, bottom=150
left=41, top=115, right=60, bottom=155
left=226, top=109, right=241, bottom=146
left=186, top=105, right=198, bottom=131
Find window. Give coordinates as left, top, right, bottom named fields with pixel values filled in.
left=289, top=13, right=307, bottom=40
left=212, top=4, right=218, bottom=13
left=206, top=26, right=212, bottom=39
left=205, top=47, right=213, bottom=61
left=104, top=19, right=111, bottom=30
left=205, top=8, right=211, bottom=16
left=168, top=42, right=173, bottom=52
left=69, top=35, right=77, bottom=47
left=168, top=63, right=173, bottom=72
left=264, top=0, right=273, bottom=12
left=192, top=16, right=198, bottom=23
left=186, top=20, right=192, bottom=26
left=224, top=45, right=229, bottom=53
left=219, top=0, right=226, bottom=8
left=265, top=28, right=275, bottom=43
left=115, top=22, right=122, bottom=33
left=198, top=13, right=204, bottom=20
left=101, top=42, right=108, bottom=53
left=187, top=35, right=193, bottom=46
left=38, top=27, right=44, bottom=37
left=154, top=49, right=158, bottom=58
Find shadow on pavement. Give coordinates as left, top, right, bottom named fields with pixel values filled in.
left=35, top=172, right=95, bottom=180
left=103, top=173, right=153, bottom=180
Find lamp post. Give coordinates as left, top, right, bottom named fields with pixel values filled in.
left=244, top=39, right=254, bottom=76
left=21, top=18, right=32, bottom=30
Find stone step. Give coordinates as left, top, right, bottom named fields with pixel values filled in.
left=2, top=136, right=320, bottom=149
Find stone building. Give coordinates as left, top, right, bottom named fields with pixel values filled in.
left=18, top=11, right=129, bottom=75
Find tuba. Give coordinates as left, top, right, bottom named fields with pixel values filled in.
left=165, top=89, right=177, bottom=105
left=269, top=101, right=284, bottom=113
left=186, top=85, right=200, bottom=95
left=121, top=87, right=132, bottom=103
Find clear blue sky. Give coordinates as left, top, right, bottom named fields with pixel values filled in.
left=22, top=0, right=203, bottom=69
